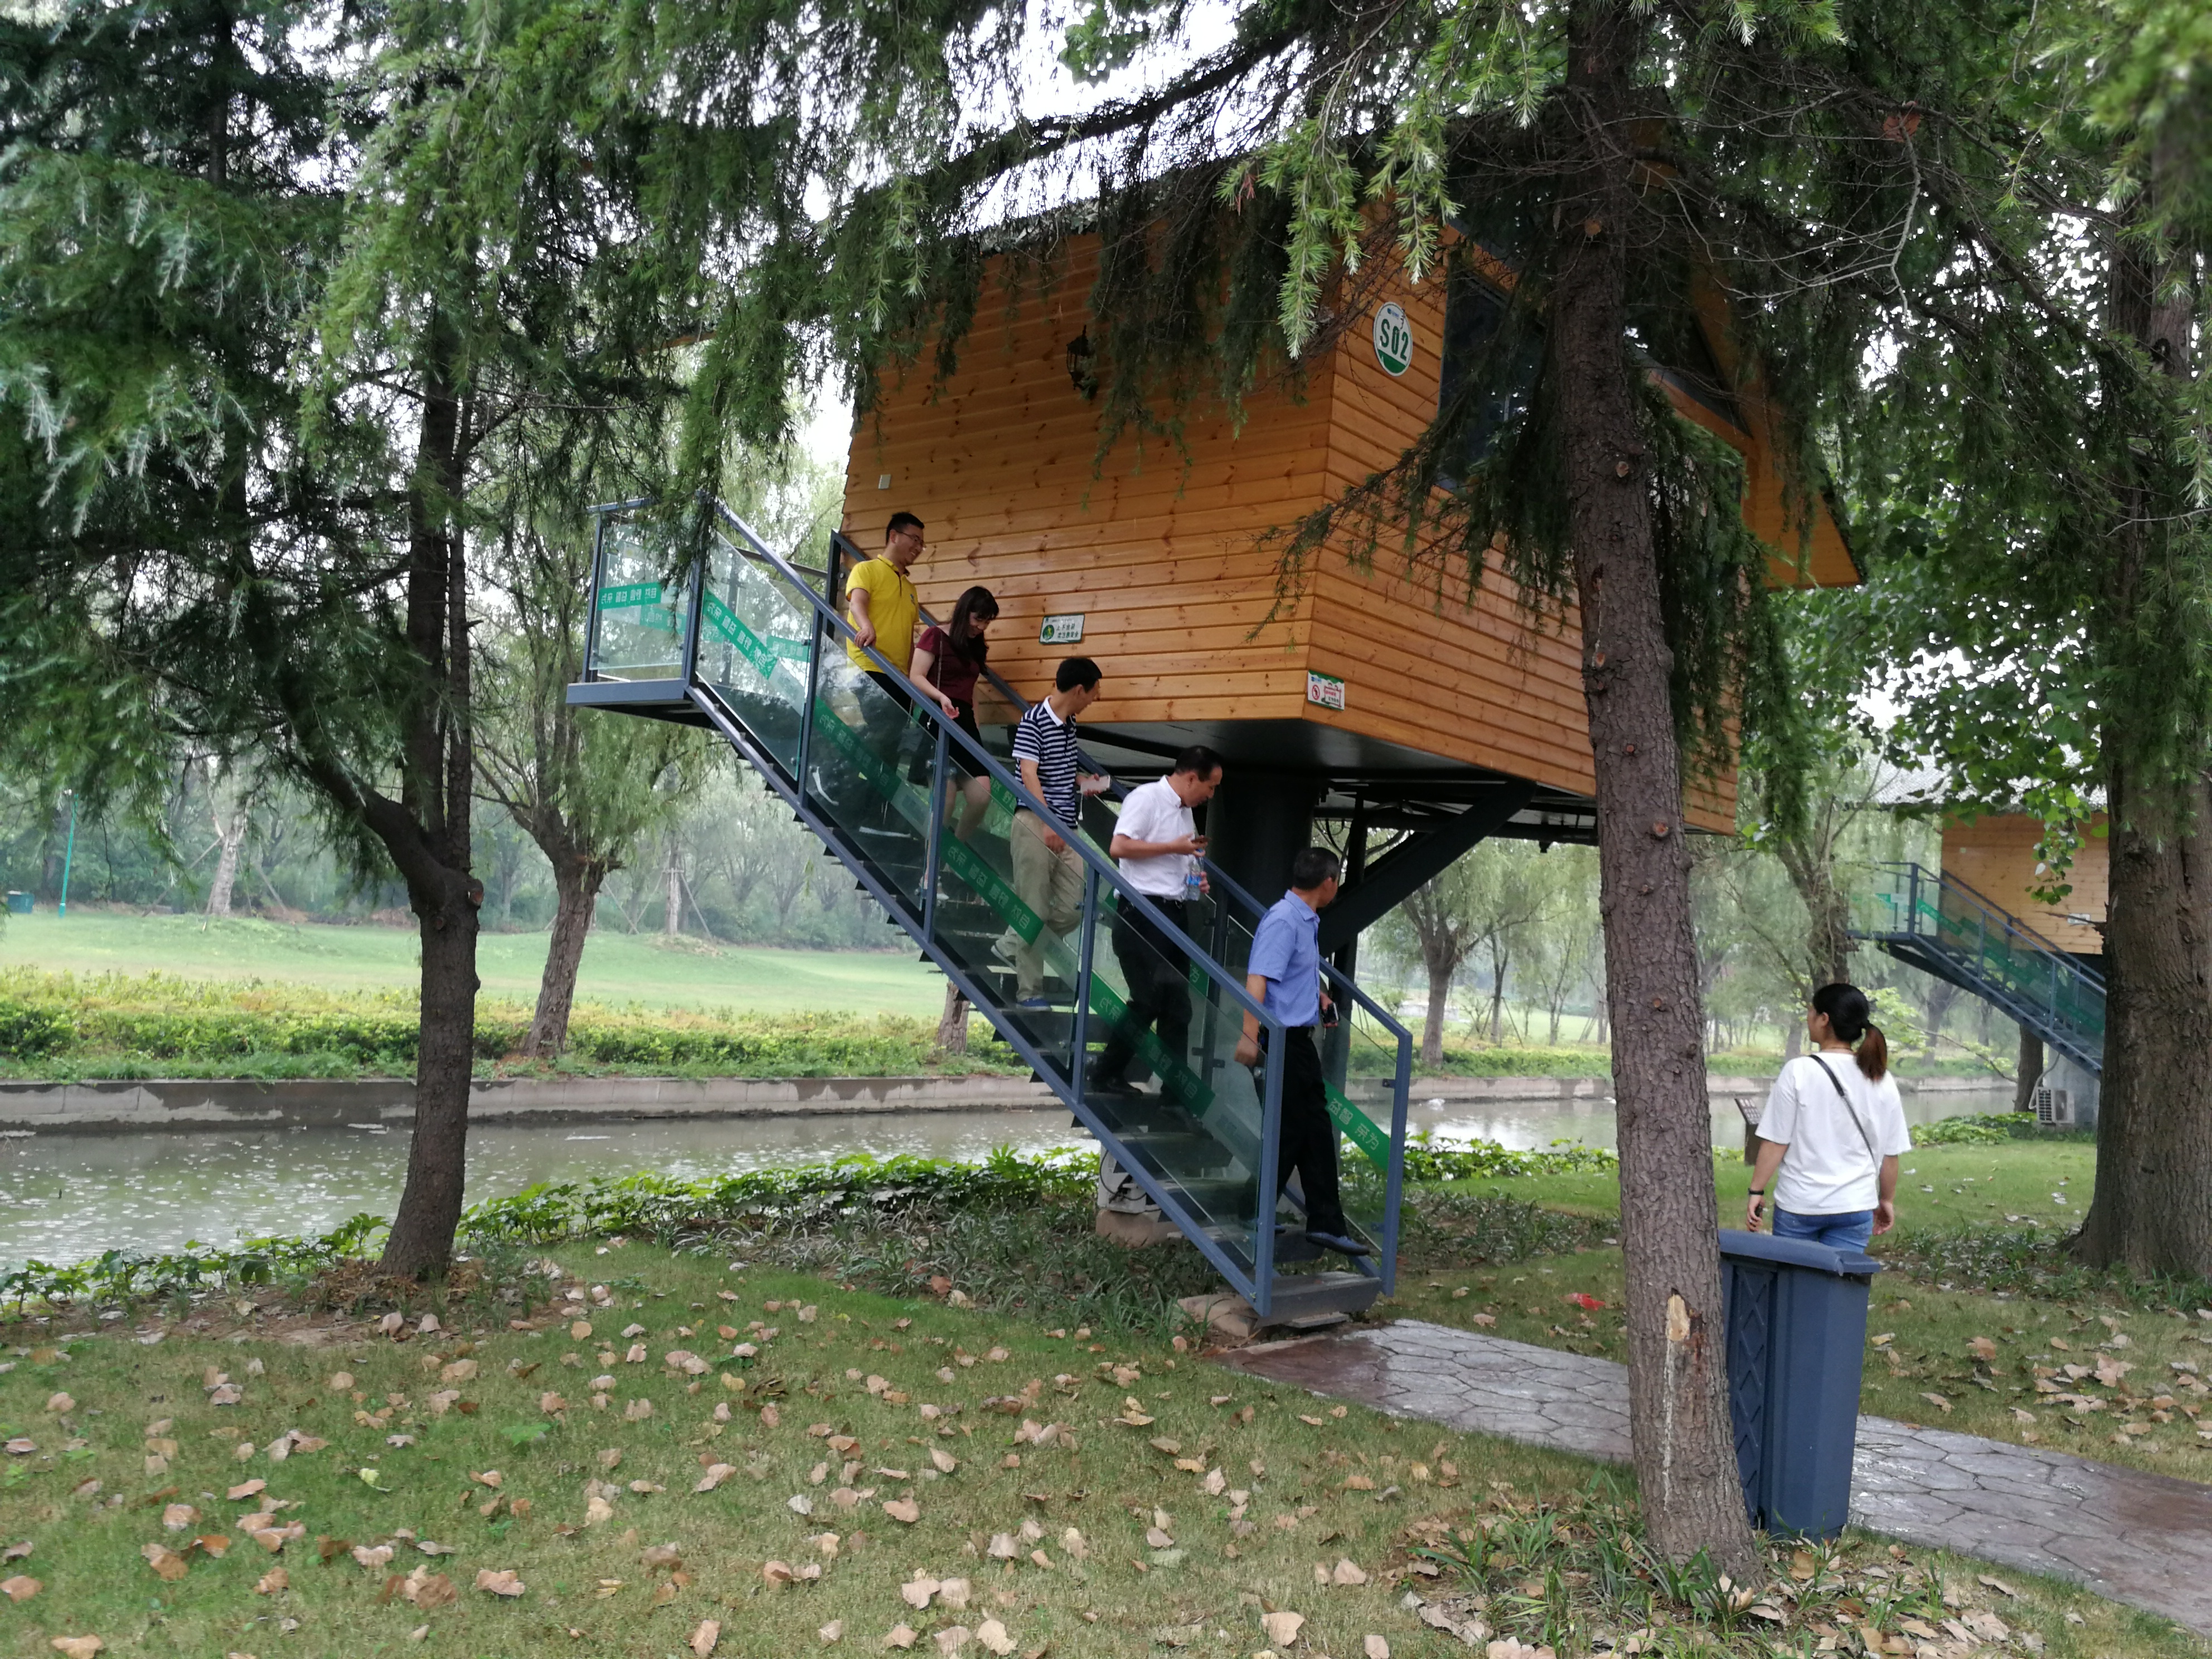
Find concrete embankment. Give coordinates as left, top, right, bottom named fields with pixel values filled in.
left=0, top=1068, right=2002, bottom=1133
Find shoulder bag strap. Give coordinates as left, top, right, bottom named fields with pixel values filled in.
left=1811, top=1055, right=1884, bottom=1172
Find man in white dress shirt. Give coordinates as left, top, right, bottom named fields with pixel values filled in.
left=1091, top=747, right=1222, bottom=1231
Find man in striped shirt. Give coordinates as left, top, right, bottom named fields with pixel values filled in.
left=1001, top=657, right=1104, bottom=1005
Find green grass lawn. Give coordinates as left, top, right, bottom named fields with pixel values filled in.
left=1386, top=1138, right=2212, bottom=1488
left=0, top=910, right=944, bottom=1020
left=0, top=1251, right=2190, bottom=1659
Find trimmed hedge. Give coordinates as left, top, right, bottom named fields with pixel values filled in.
left=0, top=968, right=990, bottom=1077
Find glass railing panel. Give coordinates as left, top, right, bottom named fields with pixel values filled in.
left=590, top=518, right=691, bottom=680
left=798, top=662, right=935, bottom=922
left=1330, top=1003, right=1404, bottom=1258
left=696, top=527, right=816, bottom=773
left=1200, top=885, right=1399, bottom=1255
left=919, top=763, right=1079, bottom=1080
left=1081, top=890, right=1266, bottom=1278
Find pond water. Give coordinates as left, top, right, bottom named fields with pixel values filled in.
left=0, top=1081, right=2016, bottom=1267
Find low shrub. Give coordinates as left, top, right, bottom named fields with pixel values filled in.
left=1910, top=1112, right=2092, bottom=1147
left=1399, top=1134, right=1618, bottom=1181
left=0, top=996, right=70, bottom=1058
left=0, top=967, right=1013, bottom=1078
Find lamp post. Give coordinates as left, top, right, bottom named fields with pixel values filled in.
left=56, top=789, right=76, bottom=918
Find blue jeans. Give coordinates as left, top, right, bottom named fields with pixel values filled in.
left=1773, top=1207, right=1873, bottom=1251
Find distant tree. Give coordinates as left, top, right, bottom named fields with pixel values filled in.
left=475, top=517, right=704, bottom=1056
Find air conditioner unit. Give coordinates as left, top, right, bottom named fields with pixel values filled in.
left=2035, top=1087, right=2074, bottom=1127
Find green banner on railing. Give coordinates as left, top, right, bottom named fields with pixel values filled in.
left=702, top=591, right=782, bottom=683
left=805, top=698, right=1224, bottom=1115
left=1324, top=1084, right=1391, bottom=1171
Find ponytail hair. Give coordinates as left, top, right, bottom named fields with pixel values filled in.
left=1812, top=982, right=1888, bottom=1081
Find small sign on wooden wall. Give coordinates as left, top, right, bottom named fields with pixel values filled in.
left=1306, top=671, right=1347, bottom=711
left=1040, top=613, right=1085, bottom=644
left=1372, top=302, right=1414, bottom=376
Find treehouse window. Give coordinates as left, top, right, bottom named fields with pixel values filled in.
left=1436, top=270, right=1542, bottom=488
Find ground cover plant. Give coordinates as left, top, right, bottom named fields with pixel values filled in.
left=0, top=1247, right=2191, bottom=1659
left=0, top=970, right=1021, bottom=1083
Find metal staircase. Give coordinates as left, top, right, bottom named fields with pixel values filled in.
left=569, top=500, right=1413, bottom=1323
left=1853, top=862, right=2104, bottom=1074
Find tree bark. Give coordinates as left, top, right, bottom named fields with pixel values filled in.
left=526, top=850, right=605, bottom=1057
left=664, top=836, right=683, bottom=940
left=1420, top=948, right=1453, bottom=1070
left=1554, top=0, right=1754, bottom=1574
left=937, top=983, right=971, bottom=1055
left=2012, top=1024, right=2044, bottom=1113
left=207, top=795, right=248, bottom=917
left=2073, top=145, right=2212, bottom=1276
left=1919, top=978, right=1960, bottom=1060
left=378, top=338, right=481, bottom=1281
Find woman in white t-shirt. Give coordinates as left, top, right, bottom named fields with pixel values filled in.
left=1744, top=982, right=1912, bottom=1251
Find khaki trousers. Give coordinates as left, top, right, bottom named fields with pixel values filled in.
left=1008, top=810, right=1084, bottom=1000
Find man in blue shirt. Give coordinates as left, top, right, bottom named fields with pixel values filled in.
left=1235, top=847, right=1366, bottom=1257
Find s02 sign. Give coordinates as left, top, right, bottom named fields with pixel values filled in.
left=1372, top=302, right=1413, bottom=376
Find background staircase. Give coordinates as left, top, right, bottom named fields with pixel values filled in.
left=570, top=500, right=1415, bottom=1323
left=1854, top=861, right=2104, bottom=1075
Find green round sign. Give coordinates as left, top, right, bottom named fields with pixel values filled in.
left=1372, top=301, right=1413, bottom=376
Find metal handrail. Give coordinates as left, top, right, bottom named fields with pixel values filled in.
left=1869, top=862, right=2106, bottom=990
left=702, top=501, right=1286, bottom=1044
left=1199, top=857, right=1417, bottom=1040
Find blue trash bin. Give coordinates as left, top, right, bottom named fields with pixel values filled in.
left=1718, top=1227, right=1881, bottom=1539
left=3, top=892, right=29, bottom=916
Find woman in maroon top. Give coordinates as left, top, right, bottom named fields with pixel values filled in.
left=911, top=586, right=999, bottom=839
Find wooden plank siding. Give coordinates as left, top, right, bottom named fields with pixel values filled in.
left=840, top=229, right=1850, bottom=835
left=1941, top=813, right=2109, bottom=955
left=841, top=234, right=1331, bottom=751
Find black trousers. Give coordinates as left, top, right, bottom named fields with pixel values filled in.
left=1094, top=898, right=1192, bottom=1088
left=1266, top=1024, right=1347, bottom=1236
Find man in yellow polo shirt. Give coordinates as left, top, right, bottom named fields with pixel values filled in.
left=843, top=512, right=930, bottom=816
left=846, top=511, right=925, bottom=683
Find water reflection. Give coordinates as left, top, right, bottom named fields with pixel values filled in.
left=0, top=1081, right=2016, bottom=1267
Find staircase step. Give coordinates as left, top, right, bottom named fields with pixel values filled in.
left=1260, top=1271, right=1384, bottom=1326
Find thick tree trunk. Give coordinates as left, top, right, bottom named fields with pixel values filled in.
left=1554, top=0, right=1754, bottom=1574
left=207, top=802, right=248, bottom=917
left=2074, top=766, right=2212, bottom=1268
left=526, top=853, right=604, bottom=1057
left=2074, top=152, right=2212, bottom=1276
left=2012, top=1025, right=2043, bottom=1113
left=378, top=338, right=479, bottom=1281
left=664, top=837, right=682, bottom=940
left=1778, top=843, right=1852, bottom=989
left=937, top=983, right=971, bottom=1055
left=386, top=882, right=480, bottom=1273
left=1919, top=978, right=1959, bottom=1060
left=1487, top=941, right=1510, bottom=1041
left=1421, top=955, right=1451, bottom=1070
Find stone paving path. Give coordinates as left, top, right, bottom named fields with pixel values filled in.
left=1221, top=1320, right=2212, bottom=1635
